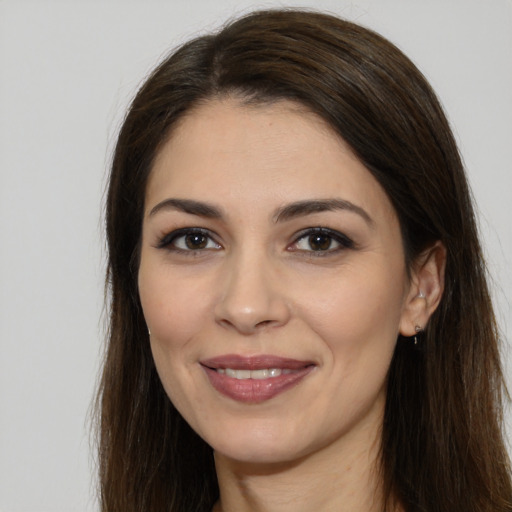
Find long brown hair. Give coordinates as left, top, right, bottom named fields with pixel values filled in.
left=97, top=9, right=511, bottom=511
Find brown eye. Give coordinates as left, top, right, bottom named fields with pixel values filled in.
left=308, top=233, right=333, bottom=251
left=290, top=227, right=354, bottom=255
left=158, top=229, right=221, bottom=252
left=185, top=233, right=208, bottom=250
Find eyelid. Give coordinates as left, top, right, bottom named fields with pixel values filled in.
left=156, top=227, right=221, bottom=251
left=288, top=227, right=355, bottom=254
left=154, top=226, right=354, bottom=255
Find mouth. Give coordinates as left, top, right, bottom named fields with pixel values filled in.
left=200, top=354, right=316, bottom=403
left=215, top=367, right=297, bottom=379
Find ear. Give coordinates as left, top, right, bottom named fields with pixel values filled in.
left=399, top=241, right=446, bottom=336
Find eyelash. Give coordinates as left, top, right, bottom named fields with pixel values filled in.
left=156, top=227, right=355, bottom=256
left=289, top=227, right=355, bottom=256
left=156, top=228, right=221, bottom=253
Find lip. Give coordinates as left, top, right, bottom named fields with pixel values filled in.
left=200, top=354, right=316, bottom=404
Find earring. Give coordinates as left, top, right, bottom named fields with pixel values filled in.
left=148, top=327, right=151, bottom=336
left=417, top=290, right=425, bottom=299
left=413, top=325, right=422, bottom=345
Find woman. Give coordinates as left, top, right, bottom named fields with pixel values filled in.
left=96, top=9, right=512, bottom=512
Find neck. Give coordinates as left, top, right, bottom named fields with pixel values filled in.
left=213, top=419, right=391, bottom=512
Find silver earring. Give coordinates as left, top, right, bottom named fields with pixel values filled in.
left=417, top=290, right=425, bottom=299
left=413, top=325, right=422, bottom=345
left=148, top=328, right=151, bottom=336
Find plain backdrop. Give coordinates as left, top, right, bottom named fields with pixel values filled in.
left=0, top=1, right=511, bottom=511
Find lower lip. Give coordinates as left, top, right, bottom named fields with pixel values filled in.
left=202, top=365, right=314, bottom=403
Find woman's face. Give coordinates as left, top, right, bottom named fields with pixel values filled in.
left=138, top=98, right=416, bottom=465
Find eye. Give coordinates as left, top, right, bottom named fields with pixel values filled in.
left=290, top=227, right=354, bottom=254
left=157, top=228, right=221, bottom=252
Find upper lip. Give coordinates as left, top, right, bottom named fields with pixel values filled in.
left=200, top=354, right=315, bottom=370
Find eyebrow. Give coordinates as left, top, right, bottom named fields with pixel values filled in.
left=148, top=198, right=223, bottom=218
left=148, top=197, right=373, bottom=226
left=273, top=199, right=373, bottom=226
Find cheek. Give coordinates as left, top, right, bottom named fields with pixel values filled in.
left=289, top=263, right=405, bottom=434
left=138, top=266, right=208, bottom=411
left=138, top=263, right=212, bottom=345
left=294, top=260, right=406, bottom=359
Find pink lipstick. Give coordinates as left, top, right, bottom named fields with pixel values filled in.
left=200, top=354, right=315, bottom=403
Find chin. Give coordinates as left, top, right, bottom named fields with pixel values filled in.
left=204, top=419, right=316, bottom=466
left=214, top=441, right=306, bottom=466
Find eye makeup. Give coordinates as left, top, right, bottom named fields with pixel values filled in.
left=288, top=227, right=355, bottom=256
left=156, top=227, right=221, bottom=253
left=154, top=225, right=355, bottom=259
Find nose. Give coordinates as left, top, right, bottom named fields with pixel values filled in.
left=214, top=251, right=291, bottom=335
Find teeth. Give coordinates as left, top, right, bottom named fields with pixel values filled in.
left=252, top=369, right=269, bottom=379
left=225, top=368, right=251, bottom=379
left=217, top=368, right=291, bottom=379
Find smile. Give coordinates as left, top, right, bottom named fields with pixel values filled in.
left=200, top=355, right=316, bottom=403
left=216, top=368, right=296, bottom=379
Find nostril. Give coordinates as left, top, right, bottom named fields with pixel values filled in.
left=255, top=320, right=273, bottom=328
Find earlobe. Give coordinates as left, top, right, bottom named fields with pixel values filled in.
left=399, top=241, right=446, bottom=337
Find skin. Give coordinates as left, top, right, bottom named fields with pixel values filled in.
left=138, top=98, right=444, bottom=512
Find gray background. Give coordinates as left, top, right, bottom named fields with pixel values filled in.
left=1, top=1, right=510, bottom=511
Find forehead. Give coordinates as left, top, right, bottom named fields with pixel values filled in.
left=154, top=98, right=343, bottom=170
left=146, top=98, right=396, bottom=223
